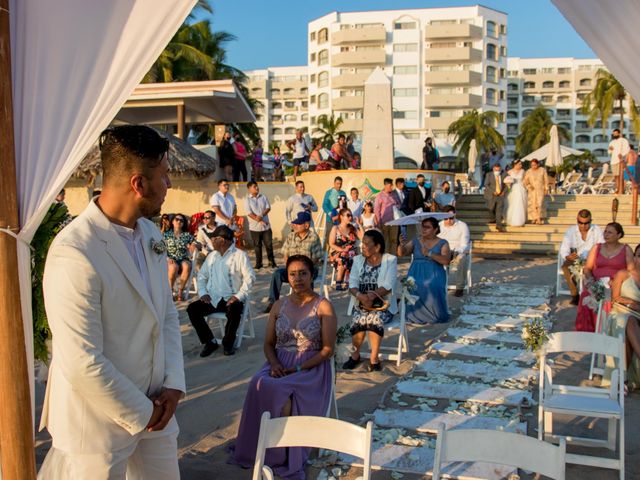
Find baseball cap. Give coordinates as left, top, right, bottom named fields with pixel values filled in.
left=291, top=211, right=312, bottom=225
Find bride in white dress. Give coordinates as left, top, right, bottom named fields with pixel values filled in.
left=504, top=159, right=527, bottom=227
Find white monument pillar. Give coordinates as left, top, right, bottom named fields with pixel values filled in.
left=361, top=67, right=394, bottom=170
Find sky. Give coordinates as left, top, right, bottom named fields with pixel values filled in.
left=198, top=0, right=596, bottom=71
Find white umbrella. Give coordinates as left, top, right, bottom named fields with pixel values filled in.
left=467, top=139, right=483, bottom=185
left=385, top=211, right=453, bottom=226
left=521, top=126, right=582, bottom=164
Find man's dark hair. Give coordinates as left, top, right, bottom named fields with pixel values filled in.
left=247, top=180, right=258, bottom=189
left=395, top=177, right=405, bottom=185
left=99, top=125, right=169, bottom=184
left=218, top=178, right=229, bottom=186
left=334, top=176, right=343, bottom=183
left=441, top=181, right=450, bottom=187
left=578, top=209, right=592, bottom=219
left=338, top=133, right=346, bottom=140
left=204, top=210, right=214, bottom=216
left=613, top=128, right=621, bottom=134
left=364, top=229, right=385, bottom=255
left=416, top=174, right=425, bottom=179
left=384, top=178, right=393, bottom=185
left=350, top=187, right=358, bottom=193
left=212, top=225, right=234, bottom=241
left=295, top=180, right=304, bottom=187
left=443, top=205, right=456, bottom=213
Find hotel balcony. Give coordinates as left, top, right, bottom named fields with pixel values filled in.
left=424, top=93, right=482, bottom=108
left=425, top=116, right=455, bottom=130
left=425, top=70, right=482, bottom=86
left=333, top=96, right=364, bottom=110
left=424, top=23, right=483, bottom=40
left=332, top=73, right=370, bottom=89
left=331, top=25, right=386, bottom=45
left=424, top=46, right=482, bottom=63
left=341, top=118, right=363, bottom=131
left=331, top=50, right=386, bottom=67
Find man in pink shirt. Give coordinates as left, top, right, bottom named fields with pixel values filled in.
left=374, top=177, right=401, bottom=255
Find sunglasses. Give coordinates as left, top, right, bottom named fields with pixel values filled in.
left=578, top=220, right=591, bottom=225
left=203, top=216, right=213, bottom=219
left=174, top=218, right=185, bottom=223
left=220, top=184, right=229, bottom=187
left=345, top=214, right=352, bottom=218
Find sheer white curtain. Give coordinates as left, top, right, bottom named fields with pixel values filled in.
left=10, top=0, right=196, bottom=420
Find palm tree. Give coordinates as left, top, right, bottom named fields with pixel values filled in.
left=313, top=114, right=348, bottom=149
left=516, top=105, right=571, bottom=156
left=447, top=110, right=505, bottom=164
left=582, top=68, right=640, bottom=136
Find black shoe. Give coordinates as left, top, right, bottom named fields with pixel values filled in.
left=269, top=262, right=278, bottom=268
left=368, top=362, right=382, bottom=372
left=265, top=301, right=274, bottom=314
left=254, top=264, right=263, bottom=270
left=342, top=356, right=361, bottom=370
left=454, top=289, right=464, bottom=297
left=570, top=295, right=579, bottom=305
left=199, top=341, right=219, bottom=358
left=223, top=348, right=235, bottom=356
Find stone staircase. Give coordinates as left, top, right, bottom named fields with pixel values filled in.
left=456, top=194, right=640, bottom=255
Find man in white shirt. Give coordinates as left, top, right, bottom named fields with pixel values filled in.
left=286, top=129, right=309, bottom=178
left=433, top=181, right=456, bottom=211
left=187, top=226, right=255, bottom=356
left=209, top=178, right=236, bottom=227
left=195, top=210, right=216, bottom=267
left=285, top=180, right=318, bottom=226
left=608, top=128, right=630, bottom=194
left=559, top=209, right=604, bottom=304
left=244, top=181, right=276, bottom=269
left=438, top=205, right=471, bottom=296
left=347, top=187, right=364, bottom=222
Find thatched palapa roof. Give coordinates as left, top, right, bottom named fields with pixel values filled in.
left=74, top=127, right=216, bottom=178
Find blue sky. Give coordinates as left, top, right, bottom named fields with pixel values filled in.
left=199, top=0, right=595, bottom=71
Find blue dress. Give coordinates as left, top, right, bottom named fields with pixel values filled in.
left=406, top=238, right=449, bottom=324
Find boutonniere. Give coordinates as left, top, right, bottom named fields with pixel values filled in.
left=150, top=239, right=167, bottom=255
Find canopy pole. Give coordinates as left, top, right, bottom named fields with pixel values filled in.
left=0, top=1, right=38, bottom=478
left=177, top=103, right=185, bottom=139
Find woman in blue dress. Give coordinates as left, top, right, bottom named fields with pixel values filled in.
left=397, top=217, right=451, bottom=324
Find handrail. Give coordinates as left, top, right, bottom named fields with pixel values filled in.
left=622, top=163, right=638, bottom=225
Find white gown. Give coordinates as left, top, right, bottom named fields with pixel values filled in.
left=505, top=169, right=527, bottom=226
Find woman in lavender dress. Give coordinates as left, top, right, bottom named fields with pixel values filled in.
left=231, top=255, right=337, bottom=479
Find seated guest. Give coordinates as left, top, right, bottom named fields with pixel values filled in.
left=359, top=201, right=378, bottom=231
left=164, top=213, right=195, bottom=300
left=230, top=255, right=336, bottom=478
left=398, top=217, right=451, bottom=324
left=160, top=213, right=172, bottom=234
left=438, top=205, right=470, bottom=297
left=576, top=222, right=633, bottom=332
left=195, top=210, right=216, bottom=266
left=559, top=209, right=604, bottom=305
left=186, top=226, right=255, bottom=356
left=433, top=181, right=456, bottom=211
left=329, top=208, right=359, bottom=291
left=342, top=230, right=398, bottom=372
left=265, top=211, right=323, bottom=313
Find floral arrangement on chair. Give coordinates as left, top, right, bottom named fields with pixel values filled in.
left=583, top=277, right=610, bottom=311
left=400, top=275, right=418, bottom=305
left=335, top=324, right=355, bottom=367
left=521, top=318, right=549, bottom=354
left=568, top=256, right=585, bottom=279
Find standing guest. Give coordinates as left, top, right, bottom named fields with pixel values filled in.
left=231, top=255, right=336, bottom=478
left=421, top=137, right=439, bottom=170
left=608, top=128, right=630, bottom=194
left=359, top=201, right=378, bottom=231
left=576, top=222, right=633, bottom=332
left=196, top=210, right=216, bottom=266
left=433, top=181, right=456, bottom=211
left=251, top=138, right=264, bottom=182
left=346, top=135, right=356, bottom=158
left=272, top=146, right=284, bottom=181
left=308, top=139, right=322, bottom=172
left=265, top=212, right=323, bottom=313
left=348, top=187, right=364, bottom=222
left=187, top=226, right=255, bottom=356
left=395, top=178, right=411, bottom=215
left=164, top=213, right=195, bottom=300
left=504, top=159, right=527, bottom=227
left=328, top=208, right=359, bottom=291
left=523, top=159, right=549, bottom=224
left=218, top=131, right=235, bottom=180
left=285, top=180, right=318, bottom=226
left=488, top=149, right=503, bottom=169
left=286, top=129, right=309, bottom=179
left=160, top=213, right=172, bottom=234
left=39, top=125, right=185, bottom=478
left=210, top=178, right=236, bottom=228
left=331, top=134, right=353, bottom=170
left=322, top=176, right=347, bottom=239
left=627, top=144, right=638, bottom=183
left=329, top=195, right=348, bottom=227
left=232, top=133, right=248, bottom=182
left=398, top=217, right=451, bottom=324
left=438, top=205, right=470, bottom=297
left=374, top=178, right=401, bottom=255
left=342, top=230, right=398, bottom=372
left=245, top=181, right=276, bottom=269
left=408, top=174, right=432, bottom=213
left=483, top=163, right=508, bottom=232
left=559, top=209, right=604, bottom=305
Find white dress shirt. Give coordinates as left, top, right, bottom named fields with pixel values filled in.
left=244, top=193, right=271, bottom=232
left=347, top=198, right=364, bottom=219
left=197, top=245, right=255, bottom=305
left=209, top=191, right=236, bottom=225
left=112, top=222, right=152, bottom=298
left=559, top=224, right=605, bottom=260
left=609, top=137, right=630, bottom=165
left=196, top=225, right=216, bottom=254
left=438, top=219, right=470, bottom=254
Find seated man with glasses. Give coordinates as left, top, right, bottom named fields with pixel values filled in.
left=195, top=210, right=216, bottom=268
left=438, top=205, right=470, bottom=297
left=559, top=209, right=604, bottom=305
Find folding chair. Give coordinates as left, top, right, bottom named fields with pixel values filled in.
left=539, top=332, right=625, bottom=479
left=588, top=298, right=609, bottom=379
left=555, top=251, right=571, bottom=296
left=186, top=249, right=199, bottom=297
left=592, top=173, right=617, bottom=194
left=252, top=412, right=373, bottom=480
left=433, top=424, right=566, bottom=480
left=206, top=301, right=255, bottom=349
left=446, top=241, right=473, bottom=294
left=559, top=172, right=584, bottom=194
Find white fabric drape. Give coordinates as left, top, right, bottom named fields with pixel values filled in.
left=552, top=0, right=640, bottom=101
left=10, top=0, right=196, bottom=425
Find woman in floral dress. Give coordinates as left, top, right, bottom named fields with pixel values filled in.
left=164, top=213, right=195, bottom=300
left=328, top=208, right=359, bottom=290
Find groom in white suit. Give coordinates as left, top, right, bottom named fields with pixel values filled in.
left=39, top=125, right=185, bottom=479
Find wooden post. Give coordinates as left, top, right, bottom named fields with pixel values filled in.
left=177, top=103, right=185, bottom=139
left=0, top=1, right=38, bottom=479
left=633, top=184, right=638, bottom=226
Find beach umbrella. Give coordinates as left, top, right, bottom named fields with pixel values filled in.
left=468, top=139, right=478, bottom=173
left=547, top=125, right=563, bottom=168
left=385, top=211, right=453, bottom=226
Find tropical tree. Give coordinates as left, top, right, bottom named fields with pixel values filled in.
left=581, top=68, right=640, bottom=136
left=313, top=114, right=349, bottom=149
left=515, top=105, right=571, bottom=156
left=447, top=110, right=505, bottom=163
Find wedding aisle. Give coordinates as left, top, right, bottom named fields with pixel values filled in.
left=339, top=282, right=552, bottom=479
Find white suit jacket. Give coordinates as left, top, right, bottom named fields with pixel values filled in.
left=40, top=199, right=186, bottom=454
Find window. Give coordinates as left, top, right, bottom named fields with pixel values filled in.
left=401, top=132, right=420, bottom=139
left=542, top=81, right=554, bottom=88
left=486, top=66, right=497, bottom=83
left=500, top=90, right=505, bottom=101
left=284, top=114, right=296, bottom=121
left=318, top=28, right=328, bottom=43
left=300, top=88, right=308, bottom=95
left=393, top=88, right=418, bottom=97
left=507, top=125, right=518, bottom=134
left=310, top=32, right=316, bottom=42
left=392, top=110, right=418, bottom=119
left=486, top=21, right=497, bottom=37
left=301, top=101, right=308, bottom=108
left=541, top=68, right=555, bottom=74
left=318, top=71, right=329, bottom=88
left=393, top=43, right=418, bottom=52
left=310, top=53, right=316, bottom=62
left=284, top=127, right=295, bottom=135
left=578, top=64, right=593, bottom=71
left=284, top=101, right=295, bottom=108
left=284, top=88, right=294, bottom=95
left=272, top=115, right=282, bottom=121
left=576, top=134, right=590, bottom=143
left=310, top=95, right=316, bottom=104
left=541, top=95, right=554, bottom=103
left=558, top=67, right=571, bottom=74
left=524, top=81, right=535, bottom=89
left=251, top=87, right=262, bottom=94
left=523, top=68, right=537, bottom=75
left=255, top=114, right=263, bottom=121
left=507, top=98, right=518, bottom=106
left=594, top=120, right=606, bottom=129
left=258, top=127, right=264, bottom=135
left=507, top=111, right=518, bottom=119
left=593, top=149, right=607, bottom=157
left=500, top=68, right=506, bottom=79
left=507, top=137, right=516, bottom=146
left=557, top=109, right=571, bottom=117
left=318, top=93, right=328, bottom=109
left=522, top=95, right=535, bottom=103
left=486, top=88, right=497, bottom=105
left=500, top=24, right=506, bottom=35
left=593, top=134, right=607, bottom=143
left=558, top=122, right=571, bottom=130
left=394, top=21, right=416, bottom=29
left=508, top=70, right=518, bottom=77
left=272, top=128, right=282, bottom=135
left=486, top=43, right=497, bottom=60
left=318, top=50, right=328, bottom=66
left=508, top=83, right=519, bottom=91
left=271, top=88, right=280, bottom=96
left=301, top=114, right=308, bottom=121
left=522, top=109, right=533, bottom=117
left=272, top=102, right=282, bottom=109
left=500, top=46, right=507, bottom=57
left=431, top=42, right=456, bottom=49
left=559, top=80, right=570, bottom=88
left=579, top=78, right=592, bottom=87
left=577, top=92, right=587, bottom=101
left=393, top=65, right=418, bottom=75
left=557, top=95, right=570, bottom=103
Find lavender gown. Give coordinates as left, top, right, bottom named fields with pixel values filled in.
left=230, top=295, right=332, bottom=479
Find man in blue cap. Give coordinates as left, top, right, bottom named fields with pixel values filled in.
left=264, top=211, right=324, bottom=313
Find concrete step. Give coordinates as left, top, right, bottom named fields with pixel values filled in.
left=457, top=194, right=632, bottom=205
left=471, top=230, right=640, bottom=243
left=468, top=224, right=640, bottom=234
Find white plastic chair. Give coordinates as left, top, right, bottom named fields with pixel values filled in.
left=433, top=424, right=566, bottom=480
left=446, top=241, right=473, bottom=294
left=539, top=332, right=625, bottom=479
left=206, top=301, right=255, bottom=349
left=186, top=249, right=199, bottom=297
left=252, top=412, right=373, bottom=480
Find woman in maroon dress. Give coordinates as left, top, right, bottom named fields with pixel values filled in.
left=576, top=222, right=634, bottom=332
